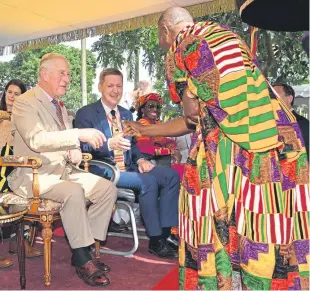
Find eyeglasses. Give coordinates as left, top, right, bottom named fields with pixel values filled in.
left=145, top=104, right=162, bottom=110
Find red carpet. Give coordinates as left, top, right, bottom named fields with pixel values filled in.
left=152, top=266, right=179, bottom=290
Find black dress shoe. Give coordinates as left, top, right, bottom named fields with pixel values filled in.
left=148, top=239, right=178, bottom=259
left=166, top=234, right=179, bottom=250
left=71, top=256, right=111, bottom=273
left=75, top=260, right=110, bottom=287
left=108, top=220, right=129, bottom=233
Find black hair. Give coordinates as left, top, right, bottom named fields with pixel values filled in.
left=0, top=79, right=27, bottom=111
left=273, top=83, right=296, bottom=106
left=136, top=104, right=145, bottom=121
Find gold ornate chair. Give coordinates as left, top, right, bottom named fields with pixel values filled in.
left=0, top=111, right=104, bottom=286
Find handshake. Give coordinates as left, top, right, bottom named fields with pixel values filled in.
left=77, top=121, right=142, bottom=150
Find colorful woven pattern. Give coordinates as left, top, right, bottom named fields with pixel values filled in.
left=166, top=21, right=309, bottom=290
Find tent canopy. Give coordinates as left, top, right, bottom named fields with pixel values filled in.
left=0, top=0, right=235, bottom=54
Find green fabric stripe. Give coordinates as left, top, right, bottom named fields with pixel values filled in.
left=225, top=137, right=232, bottom=165
left=215, top=249, right=232, bottom=278
left=220, top=92, right=247, bottom=108
left=220, top=124, right=248, bottom=135
left=198, top=276, right=218, bottom=290
left=276, top=183, right=284, bottom=213
left=220, top=75, right=247, bottom=93
left=264, top=184, right=271, bottom=213
left=241, top=269, right=271, bottom=290
left=260, top=214, right=265, bottom=243
left=218, top=173, right=229, bottom=202
left=206, top=30, right=228, bottom=41
left=234, top=167, right=241, bottom=197
left=239, top=141, right=250, bottom=149
left=246, top=67, right=261, bottom=81
left=248, top=81, right=268, bottom=94
left=202, top=216, right=207, bottom=244
left=249, top=127, right=278, bottom=142
left=248, top=96, right=270, bottom=109
left=294, top=213, right=299, bottom=240
left=179, top=266, right=185, bottom=290
left=249, top=111, right=275, bottom=126
left=228, top=108, right=249, bottom=123
left=300, top=271, right=310, bottom=277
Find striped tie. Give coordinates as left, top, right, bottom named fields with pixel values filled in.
left=111, top=110, right=126, bottom=172
left=51, top=99, right=65, bottom=129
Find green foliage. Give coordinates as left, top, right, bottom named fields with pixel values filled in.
left=0, top=44, right=97, bottom=112
left=92, top=11, right=308, bottom=119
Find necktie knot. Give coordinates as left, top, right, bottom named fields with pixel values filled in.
left=111, top=110, right=116, bottom=118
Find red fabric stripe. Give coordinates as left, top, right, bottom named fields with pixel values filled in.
left=258, top=187, right=263, bottom=213
left=213, top=43, right=239, bottom=56
left=286, top=218, right=292, bottom=243
left=216, top=52, right=241, bottom=65
left=201, top=189, right=207, bottom=216
left=279, top=214, right=284, bottom=244
left=235, top=201, right=241, bottom=227
left=299, top=185, right=307, bottom=211
left=243, top=179, right=250, bottom=205
left=219, top=61, right=244, bottom=74
left=194, top=26, right=204, bottom=35
left=192, top=196, right=197, bottom=221
left=270, top=214, right=276, bottom=243
left=249, top=184, right=255, bottom=211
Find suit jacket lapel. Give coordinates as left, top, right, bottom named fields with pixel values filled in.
left=95, top=100, right=112, bottom=139
left=34, top=86, right=62, bottom=127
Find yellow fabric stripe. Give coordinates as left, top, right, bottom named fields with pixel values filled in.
left=248, top=137, right=281, bottom=152
left=249, top=120, right=278, bottom=134
left=0, top=144, right=10, bottom=191
left=223, top=100, right=249, bottom=115
left=219, top=85, right=248, bottom=100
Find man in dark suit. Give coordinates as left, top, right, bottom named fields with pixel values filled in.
left=75, top=68, right=180, bottom=259
left=273, top=83, right=309, bottom=157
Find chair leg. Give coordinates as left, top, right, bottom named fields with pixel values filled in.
left=94, top=240, right=101, bottom=260
left=41, top=221, right=53, bottom=286
left=28, top=222, right=37, bottom=246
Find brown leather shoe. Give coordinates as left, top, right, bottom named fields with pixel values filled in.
left=75, top=260, right=110, bottom=287
left=9, top=240, right=43, bottom=258
left=72, top=256, right=111, bottom=273
left=0, top=257, right=13, bottom=269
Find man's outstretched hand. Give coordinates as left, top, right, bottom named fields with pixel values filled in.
left=122, top=121, right=143, bottom=137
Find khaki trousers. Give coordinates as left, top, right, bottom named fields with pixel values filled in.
left=41, top=171, right=117, bottom=249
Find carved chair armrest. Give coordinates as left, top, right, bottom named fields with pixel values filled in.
left=82, top=153, right=92, bottom=172
left=0, top=155, right=42, bottom=214
left=0, top=110, right=10, bottom=121
left=0, top=155, right=42, bottom=168
left=80, top=159, right=120, bottom=185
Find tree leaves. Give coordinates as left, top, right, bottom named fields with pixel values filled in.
left=0, top=44, right=97, bottom=112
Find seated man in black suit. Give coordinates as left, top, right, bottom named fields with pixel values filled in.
left=75, top=68, right=180, bottom=259
left=273, top=83, right=309, bottom=157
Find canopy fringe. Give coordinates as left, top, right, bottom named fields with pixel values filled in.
left=0, top=0, right=236, bottom=55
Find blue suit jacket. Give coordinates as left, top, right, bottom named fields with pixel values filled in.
left=75, top=100, right=142, bottom=172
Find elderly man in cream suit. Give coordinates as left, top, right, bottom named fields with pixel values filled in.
left=8, top=53, right=116, bottom=287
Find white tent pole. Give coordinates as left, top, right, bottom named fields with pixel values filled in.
left=81, top=31, right=87, bottom=106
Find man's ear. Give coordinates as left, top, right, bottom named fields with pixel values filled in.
left=162, top=24, right=169, bottom=40
left=288, top=95, right=294, bottom=105
left=98, top=82, right=103, bottom=93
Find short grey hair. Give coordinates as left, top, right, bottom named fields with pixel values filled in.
left=38, top=53, right=69, bottom=76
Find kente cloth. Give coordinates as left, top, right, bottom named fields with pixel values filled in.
left=136, top=117, right=177, bottom=156
left=51, top=99, right=65, bottom=129
left=166, top=21, right=309, bottom=290
left=110, top=110, right=126, bottom=172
